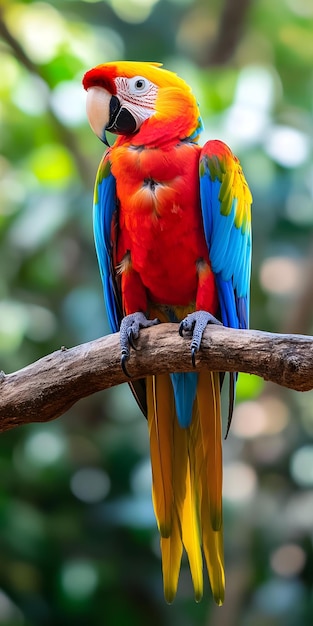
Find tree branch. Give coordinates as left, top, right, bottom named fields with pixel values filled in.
left=1, top=324, right=313, bottom=432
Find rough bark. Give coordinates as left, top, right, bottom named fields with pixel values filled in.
left=0, top=324, right=312, bottom=432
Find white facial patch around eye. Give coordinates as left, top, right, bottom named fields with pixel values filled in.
left=114, top=76, right=158, bottom=130
left=115, top=76, right=158, bottom=108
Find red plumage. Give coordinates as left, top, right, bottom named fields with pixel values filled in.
left=110, top=140, right=218, bottom=314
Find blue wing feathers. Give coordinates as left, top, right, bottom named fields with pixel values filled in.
left=199, top=142, right=252, bottom=333
left=93, top=156, right=120, bottom=333
left=199, top=175, right=216, bottom=239
left=237, top=296, right=249, bottom=329
left=216, top=276, right=239, bottom=329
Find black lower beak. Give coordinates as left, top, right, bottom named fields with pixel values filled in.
left=106, top=95, right=137, bottom=135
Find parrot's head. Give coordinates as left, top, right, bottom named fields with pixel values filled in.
left=82, top=61, right=202, bottom=146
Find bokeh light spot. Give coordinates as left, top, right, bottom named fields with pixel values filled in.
left=24, top=430, right=66, bottom=467
left=9, top=193, right=68, bottom=251
left=254, top=578, right=305, bottom=615
left=12, top=75, right=49, bottom=116
left=51, top=81, right=86, bottom=126
left=5, top=2, right=66, bottom=64
left=109, top=0, right=159, bottom=23
left=0, top=301, right=56, bottom=350
left=26, top=305, right=57, bottom=342
left=259, top=256, right=302, bottom=295
left=232, top=397, right=289, bottom=439
left=224, top=66, right=279, bottom=146
left=284, top=492, right=313, bottom=531
left=270, top=544, right=306, bottom=577
left=61, top=560, right=98, bottom=599
left=28, top=144, right=75, bottom=186
left=290, top=445, right=313, bottom=486
left=0, top=301, right=28, bottom=353
left=130, top=458, right=151, bottom=495
left=285, top=192, right=313, bottom=225
left=70, top=467, right=110, bottom=503
left=223, top=462, right=257, bottom=503
left=251, top=435, right=287, bottom=465
left=265, top=125, right=310, bottom=168
left=232, top=401, right=268, bottom=439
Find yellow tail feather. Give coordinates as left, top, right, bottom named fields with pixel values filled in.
left=201, top=464, right=225, bottom=605
left=148, top=373, right=188, bottom=601
left=146, top=374, right=174, bottom=537
left=181, top=456, right=203, bottom=602
left=161, top=510, right=183, bottom=604
left=147, top=369, right=225, bottom=604
left=197, top=370, right=223, bottom=531
left=192, top=374, right=225, bottom=604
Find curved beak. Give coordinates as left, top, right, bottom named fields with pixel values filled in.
left=86, top=86, right=111, bottom=145
left=86, top=86, right=137, bottom=144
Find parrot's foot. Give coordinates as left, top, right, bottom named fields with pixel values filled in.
left=120, top=312, right=160, bottom=377
left=179, top=310, right=222, bottom=367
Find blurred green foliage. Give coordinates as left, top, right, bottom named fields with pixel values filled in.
left=1, top=0, right=313, bottom=624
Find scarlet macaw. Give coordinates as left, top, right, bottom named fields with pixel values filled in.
left=83, top=61, right=252, bottom=604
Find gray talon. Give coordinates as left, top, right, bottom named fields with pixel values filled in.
left=120, top=312, right=160, bottom=375
left=179, top=310, right=222, bottom=364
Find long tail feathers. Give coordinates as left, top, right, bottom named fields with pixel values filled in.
left=197, top=369, right=225, bottom=604
left=146, top=374, right=174, bottom=537
left=197, top=370, right=223, bottom=531
left=201, top=497, right=225, bottom=606
left=181, top=453, right=203, bottom=602
left=161, top=510, right=183, bottom=603
left=147, top=371, right=224, bottom=604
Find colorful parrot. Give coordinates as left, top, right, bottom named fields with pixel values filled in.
left=83, top=61, right=252, bottom=605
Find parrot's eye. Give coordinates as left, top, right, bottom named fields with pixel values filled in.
left=135, top=79, right=145, bottom=89
left=129, top=76, right=151, bottom=95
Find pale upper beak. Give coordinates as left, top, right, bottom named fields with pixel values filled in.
left=86, top=86, right=111, bottom=144
left=86, top=86, right=137, bottom=145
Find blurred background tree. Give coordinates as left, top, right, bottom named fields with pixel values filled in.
left=0, top=0, right=313, bottom=624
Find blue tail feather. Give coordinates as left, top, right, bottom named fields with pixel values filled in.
left=170, top=372, right=198, bottom=428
